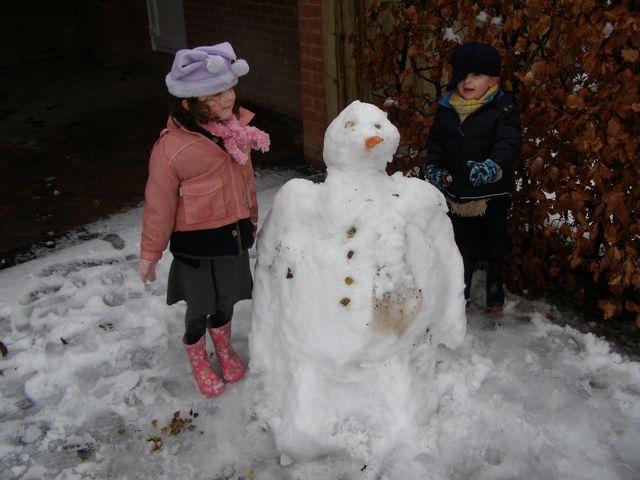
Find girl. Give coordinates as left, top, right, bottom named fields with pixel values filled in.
left=139, top=42, right=269, bottom=397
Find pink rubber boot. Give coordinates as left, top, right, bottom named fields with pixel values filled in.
left=208, top=322, right=245, bottom=383
left=184, top=335, right=225, bottom=397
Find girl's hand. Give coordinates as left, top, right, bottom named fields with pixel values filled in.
left=140, top=259, right=158, bottom=283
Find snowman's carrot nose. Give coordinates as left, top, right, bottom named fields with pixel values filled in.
left=365, top=135, right=383, bottom=150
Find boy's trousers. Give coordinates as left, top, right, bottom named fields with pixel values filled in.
left=449, top=196, right=512, bottom=260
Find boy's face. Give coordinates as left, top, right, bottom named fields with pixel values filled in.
left=456, top=73, right=499, bottom=100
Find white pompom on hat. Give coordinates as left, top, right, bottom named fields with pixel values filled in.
left=165, top=42, right=250, bottom=98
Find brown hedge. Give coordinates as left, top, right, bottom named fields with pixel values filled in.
left=356, top=0, right=640, bottom=326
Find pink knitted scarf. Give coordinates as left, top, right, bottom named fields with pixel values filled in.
left=202, top=116, right=270, bottom=165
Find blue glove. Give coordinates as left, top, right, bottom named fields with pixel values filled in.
left=426, top=164, right=452, bottom=191
left=467, top=159, right=502, bottom=186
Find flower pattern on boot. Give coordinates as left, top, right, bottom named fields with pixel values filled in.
left=209, top=323, right=245, bottom=383
left=184, top=336, right=225, bottom=397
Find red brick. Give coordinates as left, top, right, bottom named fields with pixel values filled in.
left=303, top=110, right=327, bottom=124
left=303, top=121, right=326, bottom=136
left=301, top=84, right=324, bottom=98
left=301, top=58, right=323, bottom=72
left=299, top=18, right=322, bottom=33
left=312, top=72, right=324, bottom=86
left=299, top=31, right=322, bottom=46
left=298, top=5, right=322, bottom=18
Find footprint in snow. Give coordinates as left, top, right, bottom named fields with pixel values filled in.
left=101, top=233, right=125, bottom=250
left=39, top=257, right=125, bottom=277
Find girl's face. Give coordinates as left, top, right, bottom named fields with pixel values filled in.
left=184, top=88, right=236, bottom=121
left=456, top=73, right=499, bottom=100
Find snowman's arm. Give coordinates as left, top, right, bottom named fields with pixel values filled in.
left=426, top=213, right=466, bottom=349
left=256, top=178, right=316, bottom=266
left=401, top=176, right=450, bottom=220
left=431, top=243, right=466, bottom=349
left=403, top=178, right=466, bottom=348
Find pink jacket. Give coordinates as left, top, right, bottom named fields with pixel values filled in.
left=140, top=108, right=258, bottom=261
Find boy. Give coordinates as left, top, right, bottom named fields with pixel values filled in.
left=425, top=42, right=522, bottom=311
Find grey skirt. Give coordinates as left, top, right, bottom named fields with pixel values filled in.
left=166, top=250, right=253, bottom=318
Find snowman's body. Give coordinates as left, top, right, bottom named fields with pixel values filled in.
left=249, top=101, right=466, bottom=466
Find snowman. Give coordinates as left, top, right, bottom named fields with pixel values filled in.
left=249, top=101, right=466, bottom=470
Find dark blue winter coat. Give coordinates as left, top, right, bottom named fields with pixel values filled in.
left=425, top=90, right=522, bottom=202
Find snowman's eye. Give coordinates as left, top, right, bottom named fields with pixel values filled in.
left=345, top=120, right=356, bottom=129
left=374, top=123, right=381, bottom=129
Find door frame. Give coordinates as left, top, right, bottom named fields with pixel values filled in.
left=146, top=0, right=188, bottom=53
left=322, top=0, right=366, bottom=120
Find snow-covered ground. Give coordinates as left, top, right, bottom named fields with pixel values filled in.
left=1, top=169, right=639, bottom=480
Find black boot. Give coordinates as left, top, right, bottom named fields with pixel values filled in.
left=463, top=257, right=476, bottom=302
left=486, top=258, right=504, bottom=312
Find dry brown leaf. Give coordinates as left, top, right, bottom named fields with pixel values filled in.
left=606, top=116, right=622, bottom=137
left=566, top=94, right=584, bottom=110
left=598, top=299, right=618, bottom=320
left=621, top=49, right=639, bottom=62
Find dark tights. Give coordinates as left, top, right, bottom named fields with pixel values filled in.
left=183, top=309, right=233, bottom=345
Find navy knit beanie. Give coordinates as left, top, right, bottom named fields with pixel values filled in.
left=447, top=42, right=501, bottom=91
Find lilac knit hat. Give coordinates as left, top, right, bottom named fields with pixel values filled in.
left=165, top=42, right=249, bottom=98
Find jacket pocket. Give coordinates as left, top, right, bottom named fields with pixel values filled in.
left=179, top=176, right=225, bottom=224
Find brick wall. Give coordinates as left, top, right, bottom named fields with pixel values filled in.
left=0, top=1, right=89, bottom=66
left=184, top=0, right=302, bottom=120
left=297, top=0, right=326, bottom=168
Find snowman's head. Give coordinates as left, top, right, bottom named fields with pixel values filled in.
left=322, top=100, right=400, bottom=173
